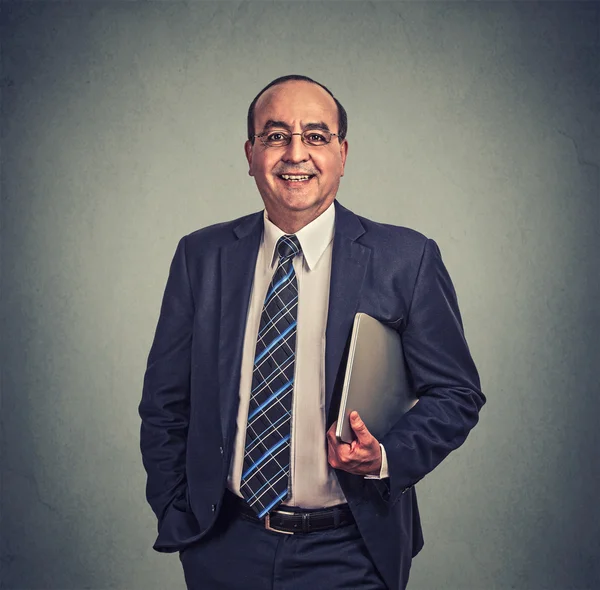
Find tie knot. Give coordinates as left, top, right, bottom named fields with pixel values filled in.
left=277, top=235, right=301, bottom=260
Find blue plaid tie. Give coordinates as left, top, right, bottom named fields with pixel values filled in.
left=240, top=234, right=301, bottom=518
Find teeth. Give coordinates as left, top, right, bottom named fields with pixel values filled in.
left=281, top=174, right=311, bottom=181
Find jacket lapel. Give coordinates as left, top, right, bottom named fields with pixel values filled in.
left=325, top=202, right=371, bottom=417
left=218, top=212, right=263, bottom=444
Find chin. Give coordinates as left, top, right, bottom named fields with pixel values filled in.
left=285, top=201, right=323, bottom=215
left=274, top=194, right=319, bottom=212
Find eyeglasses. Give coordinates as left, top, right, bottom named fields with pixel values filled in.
left=254, top=129, right=339, bottom=148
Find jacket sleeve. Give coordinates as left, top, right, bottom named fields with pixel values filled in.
left=381, top=238, right=486, bottom=503
left=139, top=236, right=195, bottom=528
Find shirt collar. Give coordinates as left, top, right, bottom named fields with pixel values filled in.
left=263, top=202, right=336, bottom=272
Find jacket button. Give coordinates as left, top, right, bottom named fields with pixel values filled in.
left=211, top=504, right=216, bottom=512
left=219, top=446, right=223, bottom=454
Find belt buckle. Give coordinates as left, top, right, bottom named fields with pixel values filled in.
left=264, top=512, right=295, bottom=535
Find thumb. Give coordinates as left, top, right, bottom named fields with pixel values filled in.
left=350, top=411, right=370, bottom=444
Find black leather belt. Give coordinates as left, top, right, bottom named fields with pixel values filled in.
left=226, top=490, right=355, bottom=534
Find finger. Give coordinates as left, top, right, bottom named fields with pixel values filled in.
left=330, top=433, right=351, bottom=460
left=327, top=434, right=342, bottom=468
left=326, top=423, right=338, bottom=446
left=349, top=411, right=372, bottom=445
left=327, top=427, right=343, bottom=453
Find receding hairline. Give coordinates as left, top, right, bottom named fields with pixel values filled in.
left=247, top=75, right=348, bottom=142
left=253, top=79, right=340, bottom=127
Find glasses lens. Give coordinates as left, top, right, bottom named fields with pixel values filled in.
left=259, top=129, right=333, bottom=147
left=261, top=131, right=291, bottom=147
left=302, top=130, right=332, bottom=146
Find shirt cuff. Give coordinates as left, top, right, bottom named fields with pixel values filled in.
left=364, top=443, right=389, bottom=479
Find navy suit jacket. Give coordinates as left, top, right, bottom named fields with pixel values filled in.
left=139, top=200, right=485, bottom=589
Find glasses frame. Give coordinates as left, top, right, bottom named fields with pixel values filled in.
left=253, top=129, right=339, bottom=148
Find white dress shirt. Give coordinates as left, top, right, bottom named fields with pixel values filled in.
left=228, top=202, right=388, bottom=509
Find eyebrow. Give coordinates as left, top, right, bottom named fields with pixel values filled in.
left=261, top=120, right=332, bottom=133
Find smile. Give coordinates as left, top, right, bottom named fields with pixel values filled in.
left=278, top=174, right=314, bottom=182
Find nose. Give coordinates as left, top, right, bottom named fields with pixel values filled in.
left=282, top=133, right=310, bottom=164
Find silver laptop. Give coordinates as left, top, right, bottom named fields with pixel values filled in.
left=336, top=313, right=418, bottom=443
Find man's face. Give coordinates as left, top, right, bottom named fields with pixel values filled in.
left=244, top=81, right=348, bottom=225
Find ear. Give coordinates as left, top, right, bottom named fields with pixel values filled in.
left=244, top=140, right=254, bottom=176
left=339, top=139, right=349, bottom=177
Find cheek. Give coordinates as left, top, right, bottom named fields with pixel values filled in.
left=316, top=154, right=343, bottom=179
left=253, top=155, right=277, bottom=179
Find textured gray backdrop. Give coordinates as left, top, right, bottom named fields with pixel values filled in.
left=1, top=2, right=598, bottom=589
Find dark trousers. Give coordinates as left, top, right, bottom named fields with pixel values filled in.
left=179, top=492, right=388, bottom=590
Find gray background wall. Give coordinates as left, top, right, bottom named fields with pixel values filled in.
left=1, top=1, right=598, bottom=589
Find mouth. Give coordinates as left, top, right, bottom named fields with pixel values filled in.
left=277, top=173, right=315, bottom=185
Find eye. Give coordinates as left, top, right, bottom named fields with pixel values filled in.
left=303, top=131, right=330, bottom=146
left=266, top=132, right=287, bottom=142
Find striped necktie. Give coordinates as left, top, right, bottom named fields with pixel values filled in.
left=240, top=234, right=301, bottom=518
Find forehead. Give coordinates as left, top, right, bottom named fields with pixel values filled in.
left=254, top=81, right=338, bottom=129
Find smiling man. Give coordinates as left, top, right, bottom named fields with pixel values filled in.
left=244, top=80, right=348, bottom=233
left=139, top=75, right=485, bottom=590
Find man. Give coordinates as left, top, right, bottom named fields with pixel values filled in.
left=139, top=74, right=485, bottom=589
